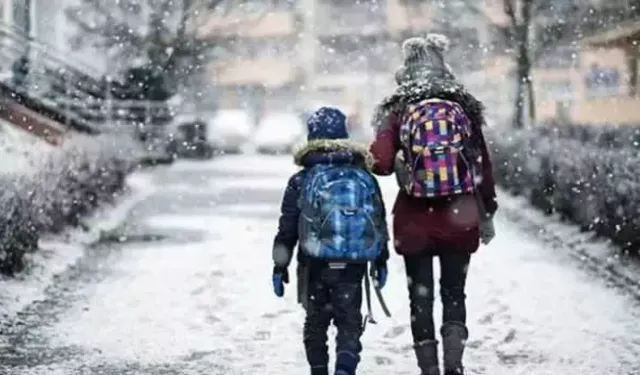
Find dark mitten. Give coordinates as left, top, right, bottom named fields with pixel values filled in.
left=372, top=261, right=388, bottom=289
left=272, top=266, right=289, bottom=297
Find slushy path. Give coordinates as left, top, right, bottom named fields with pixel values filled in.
left=1, top=154, right=639, bottom=375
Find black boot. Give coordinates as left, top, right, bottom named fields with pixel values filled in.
left=413, top=339, right=440, bottom=375
left=441, top=322, right=468, bottom=375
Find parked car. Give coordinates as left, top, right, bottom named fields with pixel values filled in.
left=164, top=114, right=214, bottom=159
left=166, top=120, right=214, bottom=160
left=253, top=112, right=305, bottom=154
left=208, top=109, right=253, bottom=154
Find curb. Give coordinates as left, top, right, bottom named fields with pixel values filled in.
left=57, top=171, right=159, bottom=246
left=498, top=188, right=640, bottom=299
left=138, top=155, right=175, bottom=167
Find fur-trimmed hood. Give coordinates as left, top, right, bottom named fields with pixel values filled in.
left=372, top=76, right=486, bottom=133
left=293, top=139, right=374, bottom=170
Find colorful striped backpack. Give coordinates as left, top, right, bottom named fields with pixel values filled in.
left=398, top=98, right=477, bottom=198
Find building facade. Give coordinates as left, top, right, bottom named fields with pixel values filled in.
left=0, top=0, right=109, bottom=74
left=477, top=0, right=640, bottom=125
left=197, top=0, right=497, bottom=116
left=8, top=0, right=636, bottom=125
left=531, top=0, right=640, bottom=125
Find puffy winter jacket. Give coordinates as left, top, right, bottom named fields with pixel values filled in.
left=272, top=139, right=390, bottom=268
left=369, top=77, right=498, bottom=255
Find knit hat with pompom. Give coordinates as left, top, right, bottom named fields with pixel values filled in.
left=395, top=33, right=454, bottom=84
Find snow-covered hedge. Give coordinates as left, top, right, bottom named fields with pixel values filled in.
left=0, top=134, right=140, bottom=275
left=535, top=121, right=640, bottom=149
left=489, top=126, right=640, bottom=254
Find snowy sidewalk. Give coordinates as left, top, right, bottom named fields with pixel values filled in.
left=1, top=155, right=640, bottom=375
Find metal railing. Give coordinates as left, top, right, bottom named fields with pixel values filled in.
left=0, top=21, right=175, bottom=136
left=0, top=22, right=103, bottom=77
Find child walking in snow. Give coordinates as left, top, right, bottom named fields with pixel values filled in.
left=271, top=107, right=390, bottom=375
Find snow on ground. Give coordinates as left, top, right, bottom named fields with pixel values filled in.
left=0, top=171, right=156, bottom=325
left=0, top=118, right=150, bottom=324
left=3, top=154, right=640, bottom=375
left=0, top=122, right=104, bottom=321
left=497, top=189, right=640, bottom=296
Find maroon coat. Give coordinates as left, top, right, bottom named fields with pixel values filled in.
left=369, top=81, right=498, bottom=255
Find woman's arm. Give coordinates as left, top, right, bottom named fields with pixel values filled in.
left=369, top=106, right=401, bottom=176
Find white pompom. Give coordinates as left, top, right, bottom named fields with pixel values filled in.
left=425, top=33, right=450, bottom=52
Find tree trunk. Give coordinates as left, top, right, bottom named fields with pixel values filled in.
left=513, top=30, right=529, bottom=129
left=522, top=0, right=535, bottom=126
left=512, top=0, right=535, bottom=129
left=527, top=77, right=536, bottom=124
left=513, top=74, right=526, bottom=129
left=516, top=47, right=536, bottom=128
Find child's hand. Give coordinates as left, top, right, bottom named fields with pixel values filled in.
left=272, top=266, right=289, bottom=297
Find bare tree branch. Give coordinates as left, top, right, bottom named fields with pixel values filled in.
left=533, top=0, right=559, bottom=14
left=503, top=0, right=518, bottom=28
left=65, top=7, right=146, bottom=51
left=183, top=0, right=228, bottom=28
left=408, top=0, right=498, bottom=28
left=456, top=0, right=494, bottom=21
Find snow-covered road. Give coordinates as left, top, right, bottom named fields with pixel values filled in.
left=1, top=155, right=640, bottom=375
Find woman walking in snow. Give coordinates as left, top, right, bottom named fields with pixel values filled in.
left=368, top=34, right=498, bottom=375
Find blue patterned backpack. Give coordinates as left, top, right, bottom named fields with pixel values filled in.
left=298, top=164, right=384, bottom=262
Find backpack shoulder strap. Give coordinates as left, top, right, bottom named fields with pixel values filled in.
left=362, top=262, right=392, bottom=332
left=362, top=265, right=376, bottom=330
left=370, top=262, right=392, bottom=318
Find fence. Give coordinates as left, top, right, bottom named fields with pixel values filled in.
left=0, top=21, right=175, bottom=138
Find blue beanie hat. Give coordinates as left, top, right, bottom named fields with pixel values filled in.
left=306, top=107, right=348, bottom=141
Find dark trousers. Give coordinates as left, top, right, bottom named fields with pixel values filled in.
left=404, top=251, right=470, bottom=343
left=302, top=263, right=366, bottom=374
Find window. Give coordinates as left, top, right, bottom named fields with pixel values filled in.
left=584, top=64, right=622, bottom=99
left=12, top=0, right=30, bottom=34
left=272, top=0, right=297, bottom=9
left=538, top=80, right=573, bottom=101
left=316, top=35, right=390, bottom=74
left=215, top=36, right=297, bottom=60
left=551, top=0, right=579, bottom=14
left=236, top=0, right=296, bottom=13
left=536, top=44, right=580, bottom=69
left=317, top=1, right=386, bottom=31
